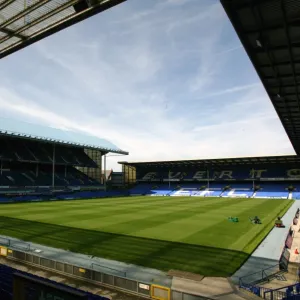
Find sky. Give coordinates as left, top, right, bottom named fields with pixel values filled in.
left=0, top=0, right=295, bottom=171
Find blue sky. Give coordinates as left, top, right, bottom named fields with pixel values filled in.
left=0, top=0, right=295, bottom=170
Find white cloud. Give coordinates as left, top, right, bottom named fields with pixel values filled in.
left=197, top=83, right=261, bottom=99
left=0, top=0, right=295, bottom=171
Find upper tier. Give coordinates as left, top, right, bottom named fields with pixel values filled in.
left=0, top=136, right=97, bottom=168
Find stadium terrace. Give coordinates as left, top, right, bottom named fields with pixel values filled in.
left=1, top=0, right=300, bottom=300
left=0, top=118, right=128, bottom=201
left=119, top=156, right=300, bottom=199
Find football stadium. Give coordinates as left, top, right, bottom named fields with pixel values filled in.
left=0, top=0, right=300, bottom=300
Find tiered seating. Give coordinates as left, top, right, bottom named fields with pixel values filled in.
left=0, top=143, right=13, bottom=161
left=130, top=183, right=153, bottom=194
left=0, top=174, right=13, bottom=186
left=0, top=136, right=97, bottom=167
left=0, top=189, right=126, bottom=203
left=0, top=263, right=107, bottom=300
left=199, top=190, right=222, bottom=197
left=178, top=183, right=205, bottom=188
left=24, top=141, right=50, bottom=162
left=129, top=183, right=174, bottom=195
left=254, top=183, right=288, bottom=199
left=0, top=166, right=100, bottom=187
left=169, top=189, right=222, bottom=197
left=70, top=168, right=99, bottom=185
left=150, top=184, right=174, bottom=195
left=229, top=183, right=253, bottom=189
left=207, top=183, right=225, bottom=189
left=136, top=164, right=300, bottom=182
left=259, top=183, right=288, bottom=190
left=169, top=190, right=193, bottom=196
left=166, top=183, right=203, bottom=196
left=255, top=191, right=288, bottom=198
left=130, top=181, right=293, bottom=199
left=222, top=190, right=253, bottom=197
left=292, top=193, right=300, bottom=200
left=57, top=190, right=125, bottom=200
left=4, top=171, right=34, bottom=186
left=0, top=132, right=106, bottom=191
left=221, top=183, right=254, bottom=198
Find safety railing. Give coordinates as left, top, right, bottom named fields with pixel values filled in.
left=90, top=262, right=127, bottom=278
left=239, top=282, right=272, bottom=298
left=263, top=283, right=300, bottom=300
left=239, top=263, right=286, bottom=287
left=4, top=247, right=154, bottom=299
left=0, top=238, right=214, bottom=300
left=0, top=237, right=30, bottom=251
left=238, top=263, right=288, bottom=298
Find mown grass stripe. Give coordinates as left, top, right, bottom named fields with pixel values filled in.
left=0, top=196, right=293, bottom=277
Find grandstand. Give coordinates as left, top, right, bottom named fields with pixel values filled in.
left=120, top=155, right=300, bottom=199
left=0, top=0, right=300, bottom=299
left=0, top=118, right=128, bottom=202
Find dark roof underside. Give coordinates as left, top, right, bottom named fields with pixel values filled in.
left=0, top=0, right=126, bottom=59
left=119, top=155, right=300, bottom=168
left=221, top=0, right=300, bottom=154
left=0, top=118, right=128, bottom=154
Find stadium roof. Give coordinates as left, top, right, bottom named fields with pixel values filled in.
left=0, top=118, right=128, bottom=154
left=0, top=0, right=126, bottom=59
left=119, top=155, right=300, bottom=168
left=221, top=0, right=300, bottom=155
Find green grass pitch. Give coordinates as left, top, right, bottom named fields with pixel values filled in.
left=0, top=196, right=293, bottom=277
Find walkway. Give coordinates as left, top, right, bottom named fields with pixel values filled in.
left=231, top=201, right=299, bottom=284
left=0, top=234, right=172, bottom=287
left=260, top=212, right=300, bottom=290
left=171, top=276, right=260, bottom=299
left=0, top=235, right=258, bottom=299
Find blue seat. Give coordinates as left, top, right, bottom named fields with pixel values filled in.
left=255, top=191, right=288, bottom=198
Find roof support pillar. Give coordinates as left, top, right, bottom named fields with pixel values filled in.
left=103, top=154, right=106, bottom=191
left=52, top=143, right=55, bottom=189
left=207, top=169, right=210, bottom=190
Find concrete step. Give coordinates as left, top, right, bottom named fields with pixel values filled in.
left=285, top=270, right=297, bottom=282
left=289, top=262, right=299, bottom=274
left=237, top=288, right=263, bottom=300
left=258, top=270, right=297, bottom=290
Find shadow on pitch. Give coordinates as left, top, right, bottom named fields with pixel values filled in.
left=0, top=216, right=251, bottom=277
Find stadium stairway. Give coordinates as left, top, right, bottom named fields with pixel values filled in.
left=202, top=190, right=222, bottom=197
left=219, top=190, right=226, bottom=197
left=171, top=274, right=260, bottom=299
